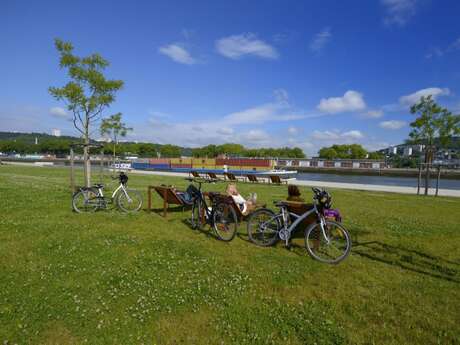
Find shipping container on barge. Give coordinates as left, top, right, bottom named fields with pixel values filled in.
left=130, top=157, right=297, bottom=177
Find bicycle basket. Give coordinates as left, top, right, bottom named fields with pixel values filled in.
left=119, top=173, right=128, bottom=185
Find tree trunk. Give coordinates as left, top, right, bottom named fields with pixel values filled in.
left=83, top=124, right=91, bottom=187
left=417, top=162, right=422, bottom=195
left=70, top=146, right=75, bottom=193
left=424, top=148, right=432, bottom=196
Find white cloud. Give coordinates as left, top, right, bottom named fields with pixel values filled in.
left=223, top=103, right=303, bottom=126
left=342, top=130, right=364, bottom=139
left=381, top=0, right=418, bottom=26
left=287, top=127, right=298, bottom=135
left=149, top=110, right=170, bottom=118
left=425, top=47, right=444, bottom=59
left=364, top=141, right=392, bottom=152
left=49, top=106, right=68, bottom=118
left=216, top=127, right=234, bottom=136
left=426, top=37, right=460, bottom=59
left=273, top=88, right=289, bottom=104
left=215, top=33, right=278, bottom=60
left=241, top=129, right=270, bottom=143
left=317, top=90, right=366, bottom=114
left=363, top=109, right=384, bottom=118
left=0, top=105, right=75, bottom=134
left=137, top=90, right=306, bottom=148
left=311, top=129, right=364, bottom=141
left=311, top=130, right=340, bottom=141
left=181, top=29, right=195, bottom=40
left=287, top=139, right=314, bottom=154
left=310, top=27, right=332, bottom=53
left=448, top=37, right=460, bottom=52
left=379, top=120, right=406, bottom=130
left=158, top=43, right=197, bottom=65
left=399, top=87, right=450, bottom=106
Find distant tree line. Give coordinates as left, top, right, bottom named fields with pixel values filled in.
left=191, top=144, right=305, bottom=158
left=0, top=138, right=182, bottom=157
left=318, top=144, right=383, bottom=160
left=0, top=133, right=305, bottom=158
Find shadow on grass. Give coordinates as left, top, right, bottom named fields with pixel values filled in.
left=236, top=220, right=250, bottom=242
left=144, top=205, right=191, bottom=217
left=353, top=240, right=459, bottom=283
left=179, top=219, right=221, bottom=241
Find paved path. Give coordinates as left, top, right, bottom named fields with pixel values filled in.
left=292, top=179, right=460, bottom=197
left=130, top=169, right=460, bottom=197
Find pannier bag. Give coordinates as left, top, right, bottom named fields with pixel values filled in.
left=324, top=208, right=342, bottom=222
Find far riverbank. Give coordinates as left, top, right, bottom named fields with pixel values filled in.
left=284, top=166, right=460, bottom=179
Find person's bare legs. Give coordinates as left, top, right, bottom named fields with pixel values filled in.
left=243, top=201, right=256, bottom=215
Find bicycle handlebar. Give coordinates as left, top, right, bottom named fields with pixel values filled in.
left=111, top=172, right=126, bottom=179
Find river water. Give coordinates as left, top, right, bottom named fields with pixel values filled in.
left=296, top=172, right=460, bottom=190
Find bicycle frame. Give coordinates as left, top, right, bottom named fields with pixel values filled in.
left=194, top=188, right=214, bottom=222
left=188, top=178, right=221, bottom=225
left=94, top=183, right=132, bottom=203
left=265, top=203, right=330, bottom=246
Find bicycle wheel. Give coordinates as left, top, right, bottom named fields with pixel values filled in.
left=72, top=189, right=99, bottom=213
left=212, top=202, right=238, bottom=241
left=191, top=199, right=204, bottom=230
left=305, top=220, right=351, bottom=264
left=116, top=189, right=143, bottom=213
left=247, top=208, right=280, bottom=246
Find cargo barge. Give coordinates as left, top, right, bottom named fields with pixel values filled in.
left=130, top=157, right=297, bottom=176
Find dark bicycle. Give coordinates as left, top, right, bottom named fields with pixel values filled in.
left=186, top=177, right=238, bottom=241
left=246, top=187, right=351, bottom=264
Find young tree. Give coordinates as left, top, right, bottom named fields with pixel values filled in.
left=319, top=147, right=338, bottom=159
left=409, top=95, right=460, bottom=195
left=49, top=39, right=124, bottom=187
left=319, top=144, right=367, bottom=159
left=100, top=113, right=132, bottom=161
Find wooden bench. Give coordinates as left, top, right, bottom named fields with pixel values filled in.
left=207, top=172, right=220, bottom=180
left=246, top=174, right=262, bottom=183
left=269, top=175, right=288, bottom=184
left=223, top=172, right=245, bottom=182
left=190, top=171, right=202, bottom=178
left=147, top=185, right=192, bottom=217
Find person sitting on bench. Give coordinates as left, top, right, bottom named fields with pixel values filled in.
left=226, top=183, right=256, bottom=215
left=166, top=185, right=193, bottom=205
left=286, top=185, right=305, bottom=202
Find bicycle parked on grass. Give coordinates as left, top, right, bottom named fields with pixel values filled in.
left=246, top=187, right=351, bottom=264
left=186, top=177, right=238, bottom=241
left=72, top=172, right=143, bottom=213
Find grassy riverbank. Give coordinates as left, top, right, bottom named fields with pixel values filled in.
left=0, top=165, right=459, bottom=344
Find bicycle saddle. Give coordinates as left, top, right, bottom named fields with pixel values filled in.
left=93, top=183, right=104, bottom=188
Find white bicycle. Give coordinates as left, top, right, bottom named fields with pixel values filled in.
left=72, top=172, right=142, bottom=213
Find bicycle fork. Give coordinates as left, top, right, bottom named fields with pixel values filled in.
left=319, top=217, right=331, bottom=245
left=280, top=207, right=291, bottom=246
left=119, top=185, right=133, bottom=203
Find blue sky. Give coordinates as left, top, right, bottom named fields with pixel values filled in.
left=1, top=0, right=460, bottom=156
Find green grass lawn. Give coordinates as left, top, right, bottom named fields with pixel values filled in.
left=1, top=165, right=459, bottom=345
